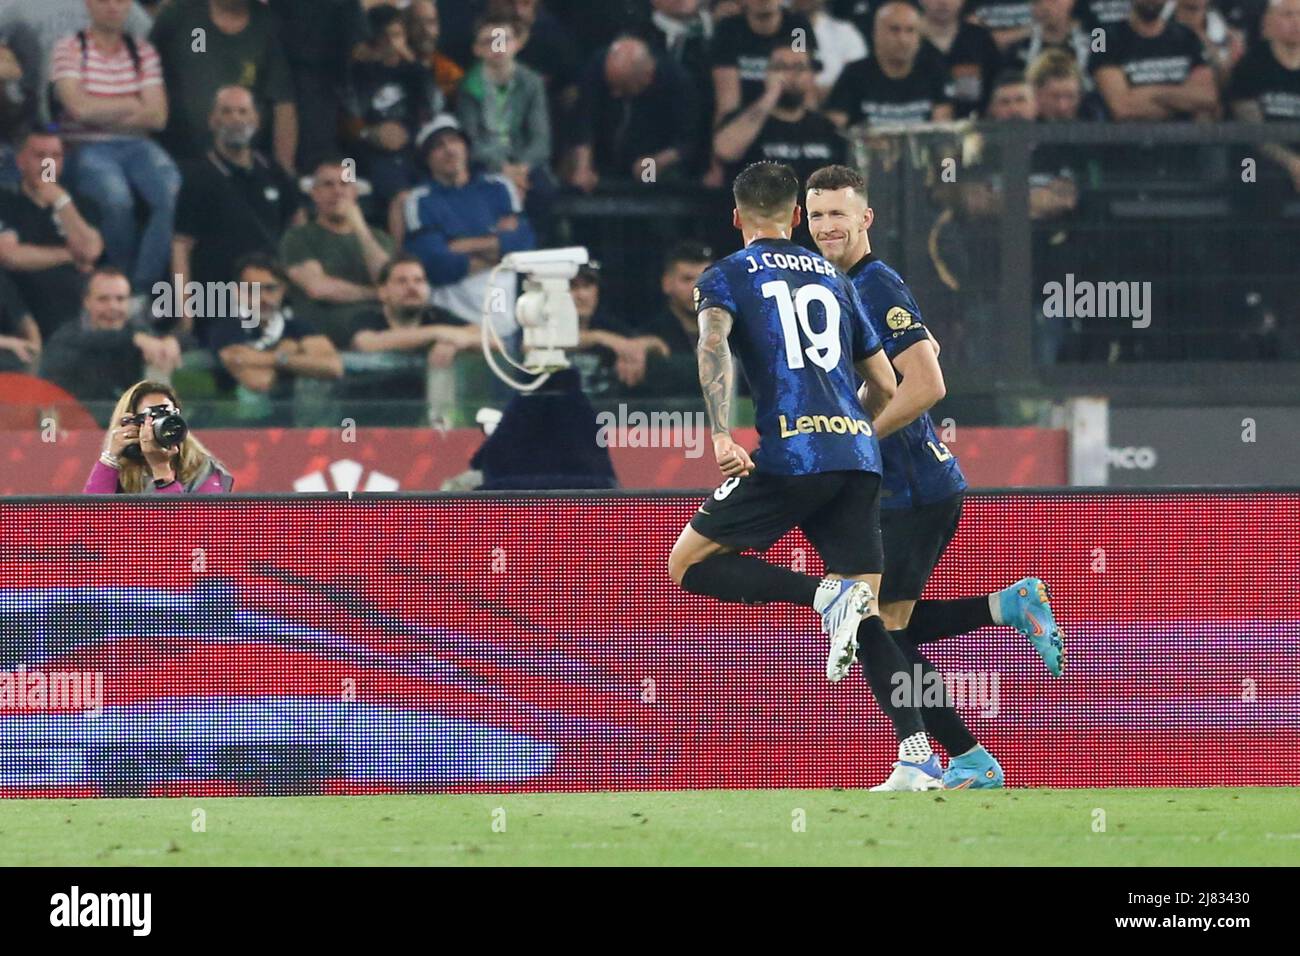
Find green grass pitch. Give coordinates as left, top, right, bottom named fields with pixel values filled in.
left=2, top=788, right=1293, bottom=866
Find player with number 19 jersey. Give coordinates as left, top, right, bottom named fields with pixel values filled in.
left=693, top=237, right=884, bottom=477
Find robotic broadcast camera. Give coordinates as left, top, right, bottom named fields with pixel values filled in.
left=480, top=246, right=588, bottom=392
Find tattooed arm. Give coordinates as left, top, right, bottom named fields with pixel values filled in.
left=698, top=306, right=754, bottom=478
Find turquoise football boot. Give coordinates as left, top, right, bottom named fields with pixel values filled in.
left=996, top=578, right=1064, bottom=677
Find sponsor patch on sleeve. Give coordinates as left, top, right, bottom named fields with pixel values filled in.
left=886, top=306, right=916, bottom=330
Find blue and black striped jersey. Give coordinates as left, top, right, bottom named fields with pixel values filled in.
left=694, top=237, right=884, bottom=477
left=846, top=254, right=967, bottom=509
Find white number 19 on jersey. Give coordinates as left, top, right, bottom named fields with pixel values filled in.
left=761, top=280, right=842, bottom=373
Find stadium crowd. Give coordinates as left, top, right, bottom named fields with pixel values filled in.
left=0, top=0, right=1296, bottom=411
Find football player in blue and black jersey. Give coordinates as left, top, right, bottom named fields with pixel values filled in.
left=667, top=161, right=948, bottom=779
left=805, top=163, right=1065, bottom=790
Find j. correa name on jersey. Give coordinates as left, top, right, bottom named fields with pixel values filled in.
left=846, top=253, right=967, bottom=509
left=693, top=237, right=884, bottom=478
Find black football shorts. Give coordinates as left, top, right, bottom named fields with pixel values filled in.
left=879, top=492, right=965, bottom=602
left=689, top=469, right=883, bottom=575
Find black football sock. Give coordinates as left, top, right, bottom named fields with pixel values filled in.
left=890, top=629, right=979, bottom=756
left=905, top=597, right=994, bottom=645
left=679, top=553, right=820, bottom=606
left=856, top=615, right=926, bottom=741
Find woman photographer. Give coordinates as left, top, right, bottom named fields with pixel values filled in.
left=85, top=380, right=234, bottom=494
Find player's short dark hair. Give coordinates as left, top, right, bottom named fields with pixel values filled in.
left=805, top=164, right=868, bottom=205
left=732, top=162, right=800, bottom=218
left=662, top=240, right=714, bottom=274
left=234, top=252, right=289, bottom=285
left=378, top=253, right=427, bottom=286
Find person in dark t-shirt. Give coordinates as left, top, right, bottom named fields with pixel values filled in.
left=639, top=241, right=711, bottom=354
left=345, top=5, right=439, bottom=207
left=569, top=262, right=671, bottom=396
left=349, top=254, right=476, bottom=364
left=0, top=129, right=102, bottom=339
left=920, top=0, right=1003, bottom=116
left=568, top=37, right=700, bottom=189
left=1225, top=0, right=1300, bottom=331
left=149, top=0, right=298, bottom=171
left=1090, top=0, right=1218, bottom=120
left=210, top=254, right=342, bottom=400
left=173, top=85, right=303, bottom=343
left=1078, top=0, right=1136, bottom=30
left=1004, top=0, right=1094, bottom=88
left=965, top=0, right=1034, bottom=50
left=710, top=0, right=819, bottom=125
left=715, top=46, right=847, bottom=186
left=827, top=2, right=954, bottom=127
left=1228, top=0, right=1300, bottom=193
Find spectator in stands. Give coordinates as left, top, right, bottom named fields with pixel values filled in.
left=41, top=266, right=181, bottom=403
left=966, top=0, right=1035, bottom=51
left=642, top=0, right=715, bottom=173
left=710, top=0, right=818, bottom=126
left=1091, top=0, right=1219, bottom=120
left=398, top=115, right=535, bottom=326
left=405, top=0, right=465, bottom=102
left=1226, top=0, right=1300, bottom=340
left=1217, top=0, right=1269, bottom=45
left=345, top=4, right=439, bottom=208
left=568, top=37, right=700, bottom=190
left=826, top=3, right=954, bottom=128
left=970, top=71, right=1079, bottom=219
left=212, top=253, right=342, bottom=398
left=265, top=0, right=367, bottom=173
left=640, top=240, right=713, bottom=356
left=946, top=70, right=1077, bottom=248
left=150, top=0, right=299, bottom=173
left=489, top=0, right=581, bottom=106
left=1004, top=0, right=1094, bottom=87
left=918, top=0, right=1002, bottom=117
left=1079, top=0, right=1136, bottom=29
left=1029, top=48, right=1087, bottom=119
left=0, top=0, right=153, bottom=124
left=985, top=69, right=1039, bottom=119
left=0, top=128, right=104, bottom=339
left=646, top=0, right=715, bottom=69
left=52, top=0, right=178, bottom=294
left=936, top=68, right=1079, bottom=362
left=714, top=46, right=847, bottom=185
left=1229, top=0, right=1300, bottom=193
left=456, top=15, right=553, bottom=209
left=172, top=85, right=303, bottom=342
left=350, top=254, right=478, bottom=369
left=0, top=42, right=33, bottom=143
left=1166, top=0, right=1247, bottom=87
left=569, top=261, right=671, bottom=394
left=0, top=270, right=40, bottom=372
left=280, top=157, right=394, bottom=350
left=791, top=0, right=867, bottom=101
left=86, top=378, right=234, bottom=493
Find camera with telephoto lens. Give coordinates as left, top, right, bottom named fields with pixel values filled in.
left=121, top=404, right=188, bottom=461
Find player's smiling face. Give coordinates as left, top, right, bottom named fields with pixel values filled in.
left=805, top=187, right=872, bottom=268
